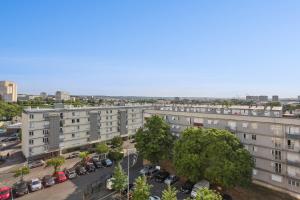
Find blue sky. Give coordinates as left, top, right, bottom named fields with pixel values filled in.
left=0, top=0, right=300, bottom=97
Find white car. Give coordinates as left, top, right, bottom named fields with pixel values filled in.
left=29, top=178, right=43, bottom=192
left=149, top=196, right=161, bottom=200
left=190, top=180, right=210, bottom=198
left=106, top=177, right=115, bottom=190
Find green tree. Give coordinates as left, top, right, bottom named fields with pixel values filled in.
left=135, top=115, right=175, bottom=164
left=108, top=148, right=124, bottom=163
left=191, top=188, right=222, bottom=200
left=173, top=128, right=254, bottom=189
left=112, top=163, right=128, bottom=196
left=79, top=151, right=90, bottom=164
left=14, top=166, right=30, bottom=181
left=132, top=176, right=152, bottom=200
left=96, top=143, right=109, bottom=155
left=111, top=136, right=123, bottom=149
left=46, top=156, right=65, bottom=173
left=162, top=185, right=177, bottom=200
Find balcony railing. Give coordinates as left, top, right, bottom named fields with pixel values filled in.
left=287, top=134, right=300, bottom=140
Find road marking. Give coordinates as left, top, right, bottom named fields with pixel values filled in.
left=97, top=191, right=117, bottom=200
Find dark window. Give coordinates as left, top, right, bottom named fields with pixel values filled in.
left=72, top=134, right=75, bottom=138
left=77, top=119, right=80, bottom=123
left=72, top=119, right=75, bottom=123
left=29, top=131, right=34, bottom=136
left=252, top=134, right=256, bottom=140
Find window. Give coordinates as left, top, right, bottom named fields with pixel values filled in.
left=272, top=150, right=281, bottom=160
left=44, top=146, right=48, bottom=151
left=110, top=122, right=113, bottom=125
left=252, top=134, right=256, bottom=140
left=77, top=126, right=80, bottom=130
left=106, top=110, right=109, bottom=114
left=288, top=139, right=294, bottom=149
left=288, top=180, right=300, bottom=187
left=106, top=116, right=109, bottom=120
left=43, top=137, right=49, bottom=144
left=110, top=110, right=113, bottom=113
left=29, top=139, right=34, bottom=145
left=86, top=131, right=89, bottom=135
left=275, top=163, right=282, bottom=174
left=72, top=119, right=75, bottom=123
left=29, top=114, right=34, bottom=119
left=72, top=134, right=75, bottom=138
left=29, top=131, right=34, bottom=136
left=243, top=133, right=246, bottom=139
left=72, top=112, right=75, bottom=116
left=43, top=129, right=48, bottom=135
left=77, top=119, right=80, bottom=123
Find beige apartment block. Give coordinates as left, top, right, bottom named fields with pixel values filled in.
left=0, top=80, right=17, bottom=102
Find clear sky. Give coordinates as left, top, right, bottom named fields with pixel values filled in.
left=0, top=0, right=299, bottom=98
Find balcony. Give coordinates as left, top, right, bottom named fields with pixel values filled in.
left=287, top=134, right=300, bottom=140
left=287, top=160, right=300, bottom=168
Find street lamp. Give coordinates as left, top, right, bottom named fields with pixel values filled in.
left=125, top=148, right=138, bottom=200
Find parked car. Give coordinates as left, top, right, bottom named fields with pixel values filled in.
left=106, top=177, right=115, bottom=190
left=93, top=159, right=103, bottom=168
left=28, top=160, right=44, bottom=169
left=146, top=168, right=159, bottom=179
left=180, top=180, right=195, bottom=194
left=76, top=166, right=87, bottom=175
left=102, top=159, right=113, bottom=167
left=64, top=169, right=77, bottom=179
left=66, top=152, right=80, bottom=159
left=155, top=171, right=170, bottom=183
left=222, top=194, right=233, bottom=200
left=139, top=165, right=154, bottom=175
left=149, top=196, right=161, bottom=200
left=13, top=181, right=29, bottom=197
left=0, top=186, right=11, bottom=200
left=28, top=178, right=43, bottom=192
left=164, top=174, right=179, bottom=185
left=54, top=171, right=67, bottom=183
left=191, top=180, right=210, bottom=198
left=85, top=162, right=96, bottom=172
left=42, top=175, right=55, bottom=187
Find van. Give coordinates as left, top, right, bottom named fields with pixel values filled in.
left=190, top=180, right=210, bottom=198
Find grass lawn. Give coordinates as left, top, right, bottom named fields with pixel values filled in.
left=227, top=184, right=297, bottom=200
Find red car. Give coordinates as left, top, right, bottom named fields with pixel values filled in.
left=0, top=186, right=11, bottom=200
left=54, top=171, right=67, bottom=183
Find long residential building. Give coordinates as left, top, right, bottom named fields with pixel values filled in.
left=144, top=104, right=300, bottom=195
left=22, top=104, right=151, bottom=160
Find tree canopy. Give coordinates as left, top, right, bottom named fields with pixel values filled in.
left=46, top=156, right=65, bottom=173
left=96, top=143, right=109, bottom=155
left=112, top=163, right=128, bottom=194
left=135, top=115, right=175, bottom=164
left=193, top=188, right=222, bottom=200
left=14, top=166, right=30, bottom=181
left=111, top=136, right=123, bottom=149
left=132, top=176, right=152, bottom=200
left=0, top=101, right=22, bottom=120
left=173, top=128, right=254, bottom=189
left=79, top=151, right=90, bottom=164
left=162, top=185, right=177, bottom=200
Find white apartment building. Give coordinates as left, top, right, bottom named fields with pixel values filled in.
left=0, top=80, right=17, bottom=102
left=55, top=91, right=70, bottom=102
left=22, top=104, right=151, bottom=160
left=144, top=104, right=300, bottom=195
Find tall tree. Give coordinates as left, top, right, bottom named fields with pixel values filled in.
left=79, top=151, right=90, bottom=164
left=14, top=166, right=30, bottom=181
left=46, top=156, right=65, bottom=174
left=162, top=185, right=177, bottom=200
left=132, top=176, right=152, bottom=200
left=135, top=115, right=175, bottom=164
left=111, top=136, right=123, bottom=149
left=193, top=188, right=222, bottom=200
left=112, top=163, right=128, bottom=196
left=173, top=128, right=254, bottom=189
left=96, top=143, right=109, bottom=155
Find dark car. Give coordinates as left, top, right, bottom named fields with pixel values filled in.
left=76, top=166, right=87, bottom=175
left=28, top=160, right=44, bottom=169
left=139, top=165, right=154, bottom=175
left=155, top=171, right=170, bottom=183
left=93, top=160, right=103, bottom=168
left=164, top=174, right=179, bottom=185
left=102, top=159, right=113, bottom=167
left=13, top=181, right=29, bottom=197
left=66, top=152, right=80, bottom=159
left=42, top=175, right=55, bottom=187
left=146, top=168, right=159, bottom=179
left=180, top=181, right=195, bottom=194
left=64, top=169, right=77, bottom=179
left=85, top=162, right=96, bottom=172
left=222, top=194, right=233, bottom=200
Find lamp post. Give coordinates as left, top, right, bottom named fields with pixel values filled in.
left=126, top=148, right=138, bottom=200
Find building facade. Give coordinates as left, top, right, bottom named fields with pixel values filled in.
left=22, top=105, right=150, bottom=160
left=55, top=91, right=70, bottom=102
left=144, top=105, right=300, bottom=195
left=0, top=81, right=17, bottom=102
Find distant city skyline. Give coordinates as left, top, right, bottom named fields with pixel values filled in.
left=1, top=1, right=300, bottom=97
